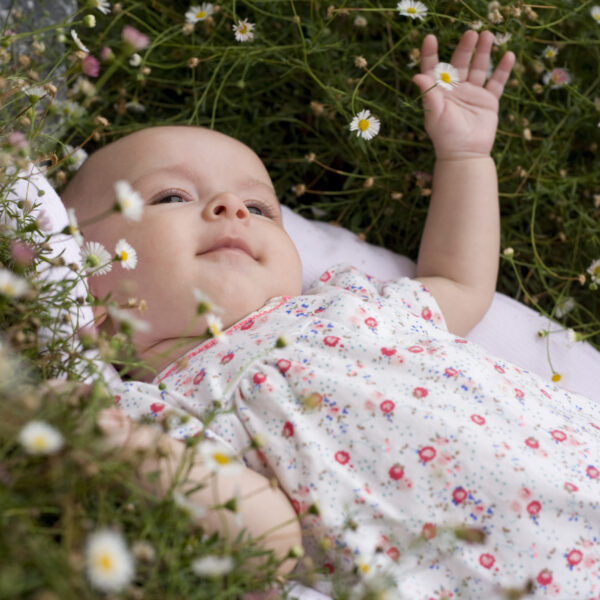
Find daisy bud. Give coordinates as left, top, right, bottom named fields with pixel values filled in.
left=551, top=372, right=562, bottom=382
left=94, top=115, right=110, bottom=128
left=305, top=152, right=316, bottom=162
left=291, top=183, right=306, bottom=197
left=363, top=177, right=374, bottom=188
left=84, top=14, right=96, bottom=27
left=537, top=329, right=548, bottom=338
left=503, top=247, right=514, bottom=257
left=288, top=545, right=305, bottom=558
left=182, top=22, right=195, bottom=35
left=310, top=101, right=325, bottom=116
left=187, top=57, right=199, bottom=68
left=129, top=53, right=141, bottom=67
left=354, top=15, right=367, bottom=27
left=354, top=55, right=368, bottom=70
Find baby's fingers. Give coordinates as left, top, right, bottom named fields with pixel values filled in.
left=419, top=34, right=439, bottom=74
left=467, top=31, right=494, bottom=87
left=485, top=50, right=516, bottom=99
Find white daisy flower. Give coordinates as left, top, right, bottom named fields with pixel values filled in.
left=397, top=0, right=428, bottom=21
left=233, top=18, right=255, bottom=42
left=349, top=109, right=381, bottom=141
left=542, top=45, right=559, bottom=60
left=555, top=296, right=575, bottom=318
left=81, top=241, right=113, bottom=276
left=90, top=0, right=111, bottom=14
left=206, top=313, right=225, bottom=342
left=114, top=180, right=144, bottom=222
left=185, top=3, right=214, bottom=23
left=566, top=328, right=581, bottom=348
left=66, top=208, right=84, bottom=246
left=70, top=29, right=89, bottom=53
left=587, top=258, right=600, bottom=283
left=193, top=289, right=222, bottom=315
left=114, top=239, right=138, bottom=270
left=23, top=85, right=47, bottom=102
left=173, top=491, right=207, bottom=520
left=107, top=305, right=151, bottom=333
left=433, top=62, right=460, bottom=90
left=0, top=269, right=28, bottom=298
left=198, top=441, right=241, bottom=474
left=18, top=421, right=64, bottom=455
left=59, top=99, right=86, bottom=122
left=129, top=52, right=141, bottom=67
left=191, top=555, right=234, bottom=578
left=493, top=32, right=512, bottom=46
left=64, top=144, right=88, bottom=171
left=591, top=5, right=600, bottom=24
left=85, top=529, right=135, bottom=593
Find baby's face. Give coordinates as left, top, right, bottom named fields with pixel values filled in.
left=70, top=126, right=302, bottom=368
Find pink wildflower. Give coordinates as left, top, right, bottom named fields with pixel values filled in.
left=543, top=67, right=571, bottom=88
left=11, top=240, right=36, bottom=266
left=122, top=25, right=150, bottom=50
left=99, top=46, right=114, bottom=61
left=82, top=54, right=100, bottom=77
left=8, top=131, right=27, bottom=148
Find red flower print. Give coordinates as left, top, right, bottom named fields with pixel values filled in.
left=408, top=345, right=423, bottom=353
left=386, top=546, right=400, bottom=561
left=536, top=569, right=553, bottom=586
left=445, top=367, right=458, bottom=377
left=253, top=372, right=266, bottom=385
left=193, top=369, right=206, bottom=385
left=388, top=463, right=404, bottom=481
left=335, top=450, right=350, bottom=465
left=421, top=523, right=436, bottom=540
left=527, top=500, right=541, bottom=517
left=150, top=402, right=164, bottom=413
left=291, top=498, right=301, bottom=514
left=221, top=352, right=234, bottom=364
left=380, top=400, right=395, bottom=414
left=479, top=553, right=495, bottom=569
left=471, top=414, right=486, bottom=426
left=564, top=482, right=578, bottom=493
left=525, top=437, right=539, bottom=449
left=114, top=395, right=121, bottom=404
left=494, top=364, right=505, bottom=374
left=380, top=347, right=396, bottom=357
left=418, top=446, right=436, bottom=463
left=324, top=335, right=340, bottom=347
left=413, top=387, right=428, bottom=398
left=364, top=317, right=378, bottom=328
left=452, top=486, right=467, bottom=505
left=586, top=465, right=599, bottom=479
left=566, top=549, right=583, bottom=568
left=591, top=422, right=600, bottom=431
left=282, top=421, right=294, bottom=438
left=421, top=307, right=432, bottom=320
left=320, top=271, right=331, bottom=282
left=540, top=389, right=551, bottom=399
left=277, top=359, right=291, bottom=373
left=240, top=318, right=254, bottom=330
left=323, top=563, right=335, bottom=574
left=514, top=388, right=524, bottom=399
left=551, top=430, right=567, bottom=442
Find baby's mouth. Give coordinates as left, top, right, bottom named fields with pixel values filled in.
left=201, top=237, right=255, bottom=259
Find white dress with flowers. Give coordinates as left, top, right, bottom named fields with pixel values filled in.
left=116, top=265, right=600, bottom=599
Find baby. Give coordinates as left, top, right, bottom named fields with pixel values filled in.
left=64, top=32, right=600, bottom=598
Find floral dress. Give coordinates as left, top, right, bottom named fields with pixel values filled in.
left=116, top=265, right=600, bottom=599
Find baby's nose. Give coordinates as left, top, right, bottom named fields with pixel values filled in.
left=204, top=192, right=249, bottom=221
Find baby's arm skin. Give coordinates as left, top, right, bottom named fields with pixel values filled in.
left=412, top=31, right=515, bottom=336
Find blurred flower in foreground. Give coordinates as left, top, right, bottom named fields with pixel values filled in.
left=587, top=258, right=600, bottom=284
left=71, top=29, right=89, bottom=53
left=82, top=54, right=100, bottom=77
left=81, top=241, right=113, bottom=276
left=89, top=0, right=111, bottom=14
left=66, top=207, right=84, bottom=245
left=542, top=45, right=558, bottom=60
left=233, top=19, right=255, bottom=42
left=198, top=441, right=241, bottom=473
left=206, top=313, right=225, bottom=341
left=115, top=239, right=138, bottom=270
left=193, top=288, right=222, bottom=315
left=85, top=529, right=135, bottom=593
left=543, top=67, right=570, bottom=88
left=64, top=144, right=88, bottom=171
left=349, top=109, right=381, bottom=141
left=186, top=3, right=214, bottom=23
left=397, top=0, right=428, bottom=21
left=555, top=296, right=575, bottom=318
left=114, top=180, right=144, bottom=221
left=122, top=25, right=150, bottom=50
left=19, top=421, right=64, bottom=455
left=191, top=554, right=234, bottom=578
left=434, top=62, right=460, bottom=90
left=107, top=305, right=151, bottom=333
left=0, top=268, right=29, bottom=298
left=591, top=6, right=600, bottom=24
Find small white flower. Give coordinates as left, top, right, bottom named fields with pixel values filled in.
left=85, top=529, right=135, bottom=593
left=469, top=19, right=483, bottom=30
left=349, top=109, right=381, bottom=141
left=397, top=0, right=428, bottom=21
left=84, top=14, right=97, bottom=28
left=66, top=208, right=84, bottom=246
left=555, top=296, right=575, bottom=318
left=129, top=52, right=142, bottom=67
left=90, top=0, right=111, bottom=15
left=81, top=241, right=113, bottom=276
left=198, top=441, right=241, bottom=474
left=193, top=289, right=222, bottom=315
left=114, top=180, right=144, bottom=221
left=59, top=99, right=86, bottom=122
left=566, top=328, right=580, bottom=348
left=185, top=3, right=214, bottom=23
left=114, top=239, right=138, bottom=270
left=173, top=491, right=207, bottom=520
left=72, top=76, right=96, bottom=97
left=591, top=5, right=600, bottom=24
left=64, top=144, right=88, bottom=171
left=23, top=85, right=46, bottom=102
left=433, top=62, right=460, bottom=90
left=493, top=32, right=512, bottom=46
left=107, top=305, right=151, bottom=333
left=542, top=45, right=559, bottom=60
left=206, top=313, right=225, bottom=341
left=70, top=29, right=89, bottom=53
left=191, top=555, right=234, bottom=578
left=0, top=269, right=28, bottom=298
left=233, top=18, right=255, bottom=42
left=19, top=421, right=64, bottom=455
left=587, top=258, right=600, bottom=284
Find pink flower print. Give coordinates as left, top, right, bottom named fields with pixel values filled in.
left=540, top=389, right=551, bottom=399
left=320, top=270, right=331, bottom=282
left=221, top=352, right=234, bottom=364
left=282, top=421, right=294, bottom=438
left=388, top=463, right=404, bottom=481
left=422, top=522, right=436, bottom=540
left=380, top=347, right=396, bottom=356
left=277, top=359, right=291, bottom=373
left=479, top=553, right=495, bottom=569
left=408, top=345, right=424, bottom=353
left=150, top=402, right=164, bottom=413
left=364, top=317, right=377, bottom=328
left=519, top=487, right=532, bottom=500
left=471, top=414, right=486, bottom=426
left=421, top=307, right=432, bottom=320
left=418, top=446, right=436, bottom=463
left=494, top=364, right=505, bottom=374
left=291, top=498, right=301, bottom=514
left=413, top=387, right=428, bottom=398
left=525, top=437, right=539, bottom=449
left=452, top=486, right=467, bottom=505
left=514, top=388, right=525, bottom=399
left=586, top=465, right=599, bottom=479
left=380, top=400, right=395, bottom=414
left=444, top=367, right=458, bottom=377
left=564, top=482, right=578, bottom=493
left=386, top=546, right=400, bottom=561
left=122, top=25, right=150, bottom=50
left=551, top=429, right=567, bottom=442
left=527, top=500, right=541, bottom=518
left=537, top=569, right=553, bottom=586
left=591, top=422, right=600, bottom=431
left=240, top=318, right=254, bottom=330
left=193, top=369, right=206, bottom=385
left=335, top=450, right=350, bottom=465
left=82, top=54, right=100, bottom=77
left=324, top=335, right=339, bottom=347
left=253, top=372, right=266, bottom=385
left=566, top=549, right=583, bottom=569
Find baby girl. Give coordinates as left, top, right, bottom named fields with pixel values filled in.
left=64, top=31, right=600, bottom=599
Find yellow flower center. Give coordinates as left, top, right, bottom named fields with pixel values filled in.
left=595, top=13, right=600, bottom=22
left=440, top=72, right=451, bottom=84
left=552, top=373, right=562, bottom=382
left=196, top=10, right=206, bottom=18
left=120, top=250, right=128, bottom=262
left=358, top=118, right=370, bottom=131
left=239, top=23, right=247, bottom=34
left=359, top=562, right=370, bottom=574
left=593, top=266, right=600, bottom=276
left=213, top=452, right=231, bottom=465
left=407, top=7, right=416, bottom=14
left=98, top=553, right=115, bottom=572
left=32, top=435, right=48, bottom=450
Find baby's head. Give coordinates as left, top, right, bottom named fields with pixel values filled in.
left=63, top=125, right=303, bottom=376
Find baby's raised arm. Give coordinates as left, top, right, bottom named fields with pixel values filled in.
left=412, top=31, right=515, bottom=336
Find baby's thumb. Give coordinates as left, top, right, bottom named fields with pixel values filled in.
left=412, top=73, right=442, bottom=115
left=412, top=73, right=435, bottom=96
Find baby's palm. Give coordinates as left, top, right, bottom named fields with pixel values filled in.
left=413, top=31, right=515, bottom=159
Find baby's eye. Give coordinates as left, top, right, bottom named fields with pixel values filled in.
left=247, top=205, right=265, bottom=216
left=154, top=194, right=186, bottom=205
left=245, top=200, right=275, bottom=218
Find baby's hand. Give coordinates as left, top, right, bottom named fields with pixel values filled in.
left=412, top=30, right=515, bottom=160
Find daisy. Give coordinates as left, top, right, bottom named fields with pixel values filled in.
left=90, top=0, right=111, bottom=14
left=114, top=180, right=144, bottom=222
left=85, top=529, right=135, bottom=593
left=66, top=207, right=84, bottom=246
left=591, top=6, right=600, bottom=24
left=173, top=491, right=207, bottom=520
left=587, top=258, right=600, bottom=284
left=193, top=288, right=221, bottom=315
left=555, top=296, right=575, bottom=318
left=185, top=3, right=214, bottom=23
left=542, top=67, right=570, bottom=88
left=59, top=99, right=86, bottom=122
left=18, top=420, right=64, bottom=455
left=122, top=25, right=150, bottom=50
left=64, top=145, right=88, bottom=171
left=542, top=45, right=558, bottom=60
left=81, top=241, right=113, bottom=276
left=349, top=109, right=381, bottom=141
left=206, top=313, right=225, bottom=341
left=23, top=85, right=46, bottom=102
left=70, top=29, right=89, bottom=53
left=198, top=440, right=241, bottom=473
left=0, top=269, right=28, bottom=298
left=233, top=18, right=255, bottom=42
left=433, top=62, right=460, bottom=90
left=397, top=0, right=428, bottom=21
left=191, top=555, right=234, bottom=578
left=107, top=305, right=151, bottom=333
left=129, top=53, right=141, bottom=67
left=114, top=239, right=138, bottom=270
left=493, top=32, right=512, bottom=46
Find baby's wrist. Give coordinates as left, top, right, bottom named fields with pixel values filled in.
left=434, top=151, right=493, bottom=162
